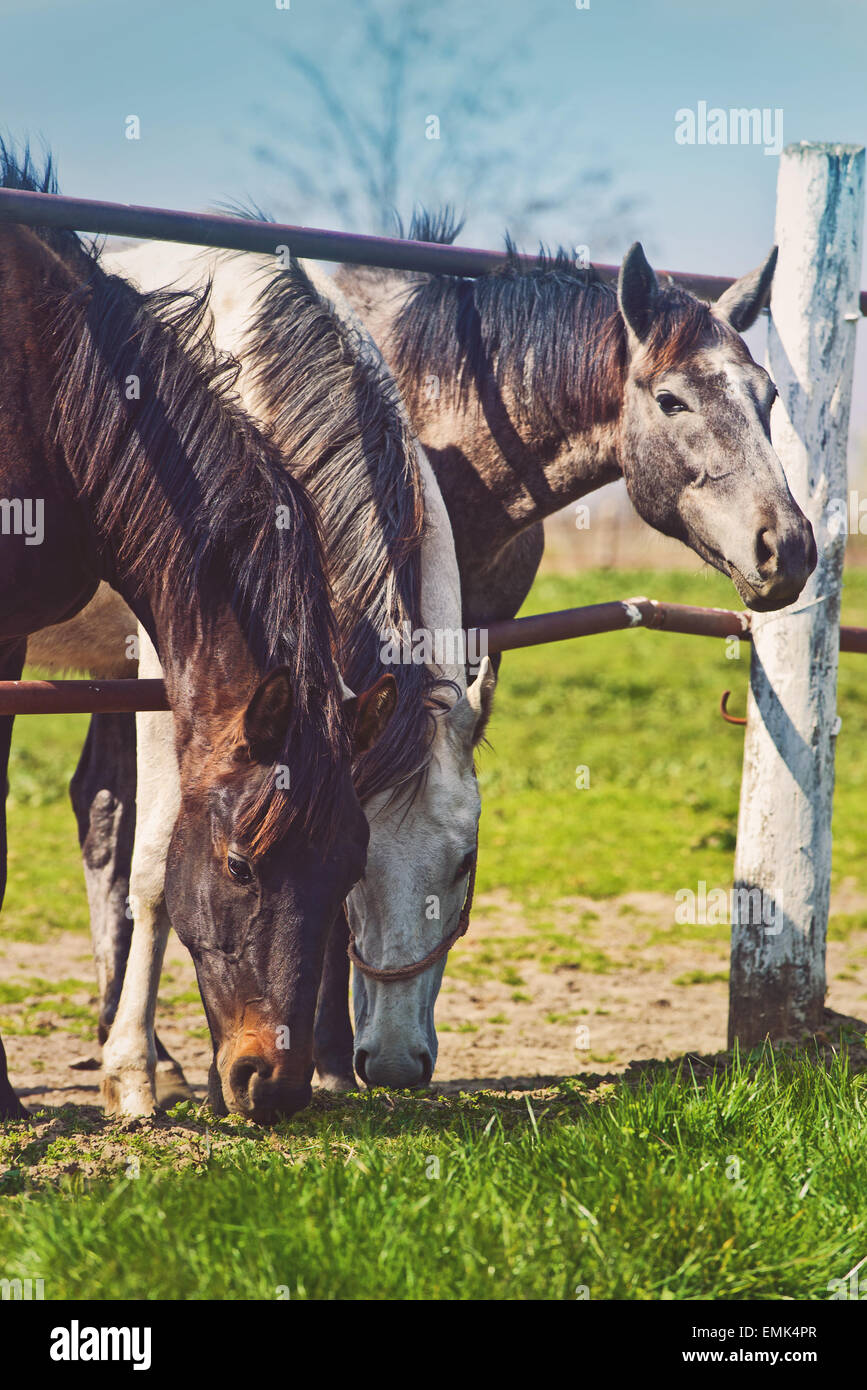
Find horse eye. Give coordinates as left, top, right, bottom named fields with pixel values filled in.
left=656, top=391, right=688, bottom=416
left=227, top=853, right=253, bottom=885
left=454, top=851, right=474, bottom=884
left=656, top=391, right=685, bottom=414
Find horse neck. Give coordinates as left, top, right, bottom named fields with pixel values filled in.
left=0, top=226, right=293, bottom=757
left=46, top=268, right=288, bottom=746
left=335, top=265, right=626, bottom=566
left=414, top=442, right=466, bottom=695
left=142, top=601, right=261, bottom=747
left=298, top=261, right=466, bottom=697
left=73, top=480, right=288, bottom=749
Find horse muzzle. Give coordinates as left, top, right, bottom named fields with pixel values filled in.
left=225, top=1054, right=313, bottom=1122
left=213, top=1022, right=315, bottom=1123
left=354, top=1044, right=434, bottom=1089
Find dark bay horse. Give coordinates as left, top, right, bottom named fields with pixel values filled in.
left=0, top=146, right=394, bottom=1123
left=335, top=213, right=817, bottom=637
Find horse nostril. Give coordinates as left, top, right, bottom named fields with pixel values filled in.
left=756, top=527, right=777, bottom=573
left=229, top=1054, right=271, bottom=1101
left=355, top=1050, right=431, bottom=1088
left=807, top=528, right=818, bottom=572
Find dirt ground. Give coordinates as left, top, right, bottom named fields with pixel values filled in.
left=3, top=884, right=866, bottom=1111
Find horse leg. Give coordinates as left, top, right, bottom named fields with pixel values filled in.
left=69, top=712, right=136, bottom=1044
left=101, top=887, right=171, bottom=1118
left=153, top=1031, right=192, bottom=1107
left=70, top=711, right=189, bottom=1102
left=0, top=639, right=28, bottom=1119
left=0, top=1035, right=26, bottom=1120
left=101, top=889, right=192, bottom=1114
left=102, top=646, right=190, bottom=1117
left=314, top=907, right=356, bottom=1091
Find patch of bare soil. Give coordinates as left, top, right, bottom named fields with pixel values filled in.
left=0, top=932, right=212, bottom=1111
left=431, top=890, right=867, bottom=1091
left=2, top=889, right=866, bottom=1111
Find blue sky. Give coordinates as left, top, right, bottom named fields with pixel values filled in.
left=2, top=0, right=865, bottom=447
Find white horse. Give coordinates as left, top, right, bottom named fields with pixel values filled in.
left=34, top=242, right=495, bottom=1114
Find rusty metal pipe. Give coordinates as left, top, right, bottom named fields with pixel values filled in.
left=840, top=625, right=867, bottom=654
left=479, top=597, right=752, bottom=654
left=0, top=679, right=169, bottom=715
left=0, top=600, right=864, bottom=713
left=0, top=186, right=864, bottom=313
left=480, top=597, right=867, bottom=656
left=480, top=598, right=867, bottom=655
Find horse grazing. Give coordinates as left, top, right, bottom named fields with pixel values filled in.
left=28, top=211, right=818, bottom=1101
left=31, top=243, right=493, bottom=1108
left=0, top=145, right=394, bottom=1124
left=335, top=213, right=817, bottom=636
left=243, top=256, right=495, bottom=1090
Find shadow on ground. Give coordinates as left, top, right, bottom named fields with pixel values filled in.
left=1, top=1008, right=863, bottom=1196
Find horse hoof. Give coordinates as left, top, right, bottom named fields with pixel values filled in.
left=102, top=1070, right=157, bottom=1119
left=154, top=1061, right=194, bottom=1109
left=0, top=1098, right=29, bottom=1123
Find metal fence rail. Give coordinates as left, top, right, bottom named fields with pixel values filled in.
left=0, top=185, right=865, bottom=312
left=481, top=596, right=867, bottom=654
left=1, top=188, right=864, bottom=718
left=4, top=599, right=865, bottom=714
left=0, top=679, right=169, bottom=715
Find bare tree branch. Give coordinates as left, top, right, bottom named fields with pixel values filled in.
left=248, top=0, right=646, bottom=247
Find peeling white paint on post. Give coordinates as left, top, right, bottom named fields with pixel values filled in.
left=728, top=143, right=864, bottom=1046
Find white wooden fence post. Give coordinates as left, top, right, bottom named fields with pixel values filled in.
left=728, top=142, right=865, bottom=1048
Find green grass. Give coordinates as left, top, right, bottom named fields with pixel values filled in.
left=4, top=568, right=867, bottom=944
left=1, top=1052, right=865, bottom=1299
left=3, top=700, right=91, bottom=941
left=478, top=566, right=867, bottom=916
left=0, top=978, right=93, bottom=1005
left=0, top=977, right=98, bottom=1036
left=2, top=567, right=867, bottom=1301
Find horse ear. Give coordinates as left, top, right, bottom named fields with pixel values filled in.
left=714, top=247, right=778, bottom=332
left=243, top=667, right=293, bottom=759
left=350, top=674, right=398, bottom=754
left=617, top=242, right=659, bottom=343
left=447, top=655, right=497, bottom=748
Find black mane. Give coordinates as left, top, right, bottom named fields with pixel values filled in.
left=0, top=140, right=349, bottom=851
left=392, top=208, right=626, bottom=435
left=242, top=252, right=457, bottom=807
left=393, top=207, right=728, bottom=429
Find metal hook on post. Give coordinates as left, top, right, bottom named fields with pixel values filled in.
left=720, top=690, right=746, bottom=726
